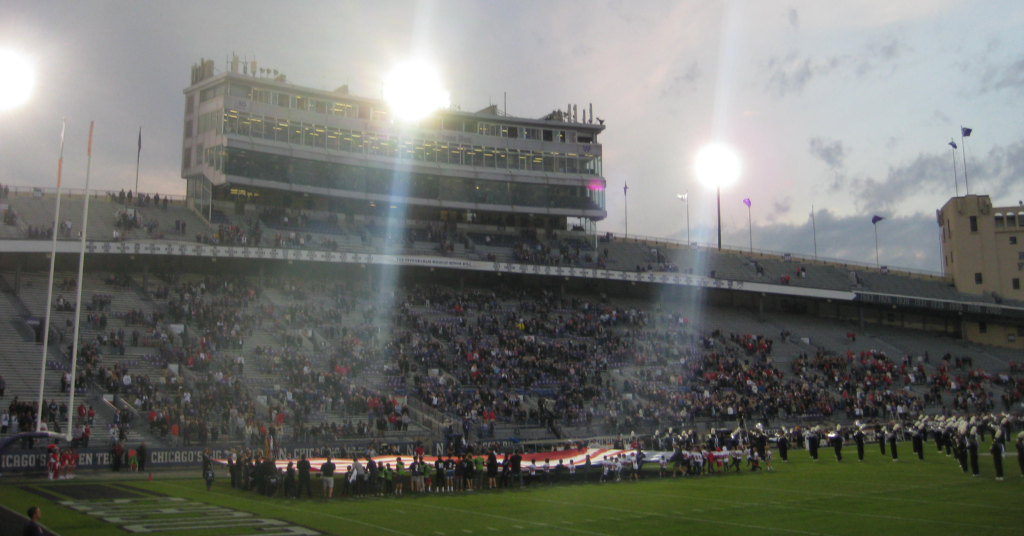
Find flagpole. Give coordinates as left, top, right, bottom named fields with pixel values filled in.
left=685, top=190, right=690, bottom=246
left=950, top=142, right=959, bottom=197
left=747, top=203, right=752, bottom=252
left=874, top=222, right=880, bottom=269
left=961, top=126, right=969, bottom=195
left=134, top=126, right=141, bottom=195
left=811, top=205, right=817, bottom=260
left=35, top=120, right=66, bottom=434
left=624, top=183, right=628, bottom=241
left=66, top=121, right=94, bottom=440
left=716, top=187, right=722, bottom=250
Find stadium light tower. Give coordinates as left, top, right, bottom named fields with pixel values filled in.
left=383, top=61, right=450, bottom=122
left=695, top=143, right=741, bottom=250
left=0, top=49, right=34, bottom=112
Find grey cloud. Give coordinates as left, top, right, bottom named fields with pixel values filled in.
left=773, top=196, right=792, bottom=215
left=788, top=8, right=798, bottom=29
left=764, top=53, right=847, bottom=97
left=809, top=137, right=848, bottom=169
left=720, top=210, right=942, bottom=272
left=764, top=34, right=907, bottom=97
left=661, top=61, right=702, bottom=98
left=977, top=55, right=1024, bottom=95
left=809, top=137, right=849, bottom=190
left=849, top=140, right=1024, bottom=213
left=932, top=109, right=952, bottom=125
left=856, top=34, right=909, bottom=76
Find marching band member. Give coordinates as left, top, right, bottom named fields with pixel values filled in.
left=968, top=426, right=980, bottom=477
left=853, top=422, right=866, bottom=462
left=829, top=425, right=844, bottom=462
left=776, top=427, right=789, bottom=463
left=991, top=428, right=1006, bottom=481
left=887, top=424, right=900, bottom=462
left=1016, top=432, right=1024, bottom=478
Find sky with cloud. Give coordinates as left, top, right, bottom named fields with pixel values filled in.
left=1, top=0, right=1022, bottom=271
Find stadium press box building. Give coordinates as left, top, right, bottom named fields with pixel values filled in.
left=182, top=57, right=607, bottom=234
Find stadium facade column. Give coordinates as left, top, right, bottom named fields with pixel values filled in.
left=142, top=262, right=149, bottom=293
left=258, top=265, right=264, bottom=289
left=460, top=276, right=465, bottom=291
left=858, top=306, right=864, bottom=329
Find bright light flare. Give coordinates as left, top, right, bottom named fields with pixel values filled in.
left=383, top=61, right=450, bottom=122
left=0, top=49, right=34, bottom=111
left=695, top=143, right=741, bottom=189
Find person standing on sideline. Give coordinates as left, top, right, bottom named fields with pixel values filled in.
left=202, top=448, right=215, bottom=491
left=23, top=506, right=43, bottom=536
left=138, top=442, right=147, bottom=472
left=510, top=450, right=523, bottom=488
left=320, top=456, right=336, bottom=498
left=877, top=424, right=886, bottom=455
left=297, top=454, right=312, bottom=498
left=284, top=461, right=296, bottom=498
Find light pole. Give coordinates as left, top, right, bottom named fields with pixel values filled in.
left=677, top=191, right=689, bottom=245
left=695, top=144, right=741, bottom=251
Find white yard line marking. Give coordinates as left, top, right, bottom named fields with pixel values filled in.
left=617, top=488, right=1017, bottom=531
left=158, top=481, right=417, bottom=536
left=524, top=497, right=837, bottom=536
left=406, top=502, right=615, bottom=536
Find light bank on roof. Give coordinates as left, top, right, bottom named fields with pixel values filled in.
left=181, top=56, right=607, bottom=232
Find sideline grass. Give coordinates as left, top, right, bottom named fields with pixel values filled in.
left=0, top=443, right=1020, bottom=536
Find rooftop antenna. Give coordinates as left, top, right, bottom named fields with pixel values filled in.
left=589, top=103, right=593, bottom=124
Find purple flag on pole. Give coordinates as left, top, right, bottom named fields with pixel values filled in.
left=961, top=127, right=972, bottom=137
left=623, top=182, right=628, bottom=196
left=871, top=215, right=884, bottom=224
left=948, top=139, right=957, bottom=149
left=742, top=198, right=751, bottom=208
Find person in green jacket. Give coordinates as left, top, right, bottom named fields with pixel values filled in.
left=394, top=457, right=406, bottom=496
left=378, top=463, right=389, bottom=498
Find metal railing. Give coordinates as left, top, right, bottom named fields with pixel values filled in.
left=1, top=185, right=186, bottom=203
left=605, top=232, right=946, bottom=279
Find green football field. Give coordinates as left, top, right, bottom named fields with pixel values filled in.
left=0, top=443, right=1020, bottom=536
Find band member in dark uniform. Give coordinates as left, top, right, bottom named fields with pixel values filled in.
left=853, top=423, right=866, bottom=461
left=911, top=425, right=924, bottom=461
left=956, top=431, right=969, bottom=473
left=943, top=424, right=954, bottom=456
left=876, top=424, right=886, bottom=455
left=777, top=428, right=789, bottom=462
left=829, top=425, right=844, bottom=462
left=887, top=424, right=899, bottom=462
left=968, top=427, right=980, bottom=477
left=806, top=427, right=820, bottom=461
left=1015, top=432, right=1024, bottom=478
left=991, top=429, right=1006, bottom=481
